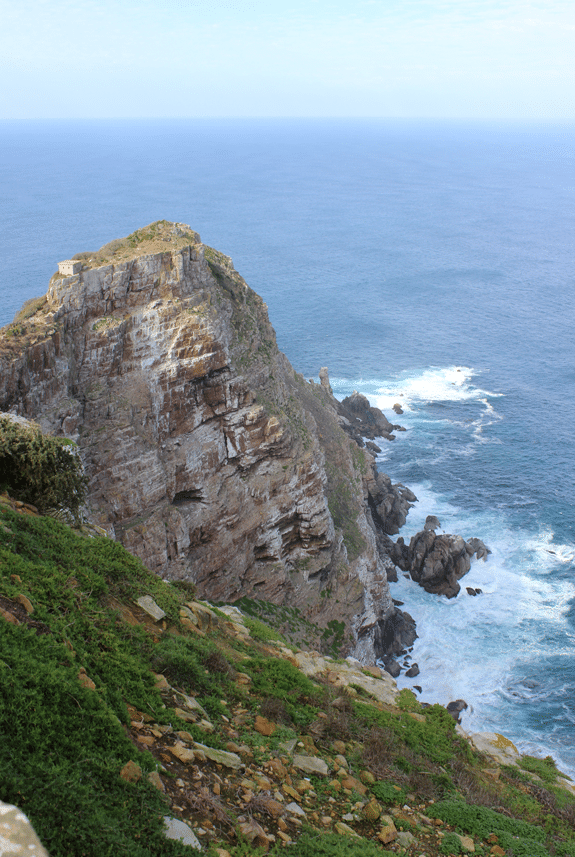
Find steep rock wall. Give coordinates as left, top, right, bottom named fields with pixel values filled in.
left=0, top=221, right=399, bottom=660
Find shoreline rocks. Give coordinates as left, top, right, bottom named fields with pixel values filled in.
left=336, top=389, right=405, bottom=443
left=391, top=528, right=491, bottom=599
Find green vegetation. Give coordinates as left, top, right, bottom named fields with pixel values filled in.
left=1, top=503, right=574, bottom=857
left=0, top=509, right=198, bottom=856
left=396, top=687, right=421, bottom=712
left=282, top=829, right=390, bottom=856
left=0, top=417, right=87, bottom=521
left=321, top=619, right=346, bottom=656
left=519, top=753, right=562, bottom=784
left=232, top=596, right=341, bottom=654
left=439, top=832, right=469, bottom=854
left=429, top=799, right=551, bottom=855
left=242, top=615, right=286, bottom=644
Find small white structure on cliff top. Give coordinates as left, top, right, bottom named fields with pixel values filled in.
left=58, top=260, right=81, bottom=276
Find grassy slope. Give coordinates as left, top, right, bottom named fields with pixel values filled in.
left=1, top=501, right=574, bottom=857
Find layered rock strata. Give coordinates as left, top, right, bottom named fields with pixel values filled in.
left=0, top=221, right=407, bottom=662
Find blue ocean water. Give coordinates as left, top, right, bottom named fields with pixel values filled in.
left=1, top=118, right=574, bottom=775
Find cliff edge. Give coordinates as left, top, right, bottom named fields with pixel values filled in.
left=0, top=221, right=412, bottom=662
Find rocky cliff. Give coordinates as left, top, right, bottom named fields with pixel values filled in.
left=0, top=221, right=414, bottom=663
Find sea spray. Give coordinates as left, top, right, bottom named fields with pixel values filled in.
left=332, top=368, right=575, bottom=778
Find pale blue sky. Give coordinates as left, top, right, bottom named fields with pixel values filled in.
left=1, top=0, right=574, bottom=118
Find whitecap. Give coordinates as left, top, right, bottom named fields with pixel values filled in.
left=369, top=365, right=503, bottom=413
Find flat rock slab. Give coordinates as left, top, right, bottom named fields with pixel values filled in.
left=293, top=754, right=329, bottom=776
left=469, top=732, right=520, bottom=766
left=285, top=802, right=306, bottom=817
left=193, top=742, right=242, bottom=770
left=136, top=596, right=166, bottom=622
left=558, top=777, right=575, bottom=797
left=163, top=816, right=202, bottom=850
left=292, top=651, right=398, bottom=705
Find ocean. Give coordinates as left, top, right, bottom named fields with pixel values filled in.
left=1, top=118, right=574, bottom=776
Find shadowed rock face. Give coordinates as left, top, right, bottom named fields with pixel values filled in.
left=391, top=529, right=491, bottom=598
left=0, top=221, right=401, bottom=659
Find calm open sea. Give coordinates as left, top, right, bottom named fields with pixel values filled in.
left=1, top=118, right=574, bottom=774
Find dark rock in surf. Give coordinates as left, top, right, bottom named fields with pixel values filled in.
left=446, top=699, right=468, bottom=722
left=373, top=607, right=417, bottom=665
left=465, top=538, right=491, bottom=561
left=392, top=529, right=490, bottom=598
left=405, top=663, right=420, bottom=678
left=338, top=390, right=404, bottom=442
left=383, top=659, right=401, bottom=678
left=367, top=471, right=417, bottom=536
left=424, top=515, right=441, bottom=532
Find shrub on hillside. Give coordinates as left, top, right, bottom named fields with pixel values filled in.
left=0, top=416, right=87, bottom=521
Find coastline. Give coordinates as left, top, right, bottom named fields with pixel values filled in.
left=332, top=373, right=575, bottom=781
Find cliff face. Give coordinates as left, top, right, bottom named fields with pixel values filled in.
left=0, top=221, right=403, bottom=660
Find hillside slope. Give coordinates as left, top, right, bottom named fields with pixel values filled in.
left=1, top=499, right=574, bottom=857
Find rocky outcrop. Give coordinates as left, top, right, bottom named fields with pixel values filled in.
left=392, top=528, right=491, bottom=598
left=0, top=221, right=406, bottom=662
left=365, top=470, right=417, bottom=537
left=336, top=390, right=404, bottom=443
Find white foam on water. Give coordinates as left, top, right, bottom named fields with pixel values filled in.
left=370, top=365, right=502, bottom=412
left=331, top=366, right=503, bottom=453
left=331, top=368, right=575, bottom=774
left=388, top=494, right=575, bottom=775
left=523, top=526, right=575, bottom=567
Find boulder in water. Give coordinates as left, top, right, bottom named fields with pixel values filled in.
left=446, top=699, right=468, bottom=722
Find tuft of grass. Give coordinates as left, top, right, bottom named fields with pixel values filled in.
left=428, top=798, right=551, bottom=856
left=13, top=295, right=47, bottom=323
left=243, top=615, right=286, bottom=644
left=0, top=417, right=87, bottom=521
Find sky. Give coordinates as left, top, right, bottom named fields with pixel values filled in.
left=1, top=0, right=574, bottom=119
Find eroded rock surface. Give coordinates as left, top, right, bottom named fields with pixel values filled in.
left=337, top=390, right=404, bottom=443
left=0, top=221, right=405, bottom=661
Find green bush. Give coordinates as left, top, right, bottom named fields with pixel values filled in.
left=244, top=656, right=320, bottom=726
left=519, top=754, right=560, bottom=784
left=397, top=688, right=421, bottom=712
left=0, top=417, right=87, bottom=521
left=243, top=615, right=285, bottom=643
left=371, top=780, right=406, bottom=805
left=280, top=829, right=391, bottom=856
left=0, top=511, right=195, bottom=856
left=439, top=832, right=467, bottom=854
left=428, top=799, right=552, bottom=855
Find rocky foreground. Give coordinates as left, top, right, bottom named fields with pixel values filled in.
left=1, top=497, right=574, bottom=857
